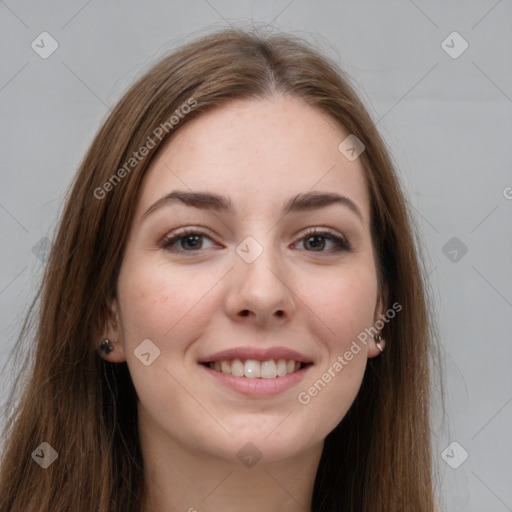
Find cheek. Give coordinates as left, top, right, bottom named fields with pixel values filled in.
left=293, top=263, right=377, bottom=433
left=117, top=260, right=221, bottom=353
left=115, top=247, right=379, bottom=449
left=332, top=274, right=376, bottom=342
left=115, top=261, right=221, bottom=426
left=299, top=261, right=378, bottom=347
left=324, top=264, right=378, bottom=374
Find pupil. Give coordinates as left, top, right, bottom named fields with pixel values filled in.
left=183, top=235, right=200, bottom=249
left=307, top=236, right=324, bottom=251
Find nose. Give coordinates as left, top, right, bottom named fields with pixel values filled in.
left=224, top=239, right=296, bottom=327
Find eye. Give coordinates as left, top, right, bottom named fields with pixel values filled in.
left=294, top=228, right=351, bottom=253
left=158, top=227, right=351, bottom=255
left=158, top=228, right=218, bottom=254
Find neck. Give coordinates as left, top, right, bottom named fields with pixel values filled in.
left=138, top=410, right=323, bottom=512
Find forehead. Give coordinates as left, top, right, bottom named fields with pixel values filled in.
left=135, top=95, right=371, bottom=223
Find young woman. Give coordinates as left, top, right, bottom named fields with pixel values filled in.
left=0, top=28, right=439, bottom=511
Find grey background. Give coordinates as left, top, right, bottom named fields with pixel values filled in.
left=1, top=1, right=511, bottom=510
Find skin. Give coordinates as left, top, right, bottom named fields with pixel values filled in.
left=99, top=94, right=386, bottom=512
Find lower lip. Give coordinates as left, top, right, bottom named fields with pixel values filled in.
left=200, top=364, right=312, bottom=396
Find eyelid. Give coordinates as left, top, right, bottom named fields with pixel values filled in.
left=296, top=227, right=352, bottom=253
left=157, top=227, right=219, bottom=254
left=158, top=226, right=351, bottom=254
left=299, top=226, right=349, bottom=244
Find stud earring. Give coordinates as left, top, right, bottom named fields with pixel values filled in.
left=374, top=334, right=384, bottom=353
left=99, top=339, right=114, bottom=354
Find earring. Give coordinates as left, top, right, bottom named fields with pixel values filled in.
left=99, top=339, right=114, bottom=354
left=374, top=334, right=384, bottom=353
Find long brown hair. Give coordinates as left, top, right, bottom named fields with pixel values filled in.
left=0, top=27, right=439, bottom=511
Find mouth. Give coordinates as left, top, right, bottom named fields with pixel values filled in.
left=197, top=346, right=314, bottom=396
left=200, top=359, right=312, bottom=379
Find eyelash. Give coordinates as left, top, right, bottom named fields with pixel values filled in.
left=158, top=227, right=352, bottom=255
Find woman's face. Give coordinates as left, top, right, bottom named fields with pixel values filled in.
left=105, top=95, right=384, bottom=464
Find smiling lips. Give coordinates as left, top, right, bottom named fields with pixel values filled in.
left=208, top=358, right=303, bottom=379
left=198, top=346, right=313, bottom=380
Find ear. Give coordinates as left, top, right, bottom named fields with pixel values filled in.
left=96, top=297, right=126, bottom=363
left=367, top=283, right=388, bottom=358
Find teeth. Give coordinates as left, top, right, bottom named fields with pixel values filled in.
left=221, top=360, right=231, bottom=374
left=208, top=358, right=304, bottom=378
left=260, top=360, right=277, bottom=379
left=231, top=359, right=244, bottom=377
left=244, top=360, right=260, bottom=378
left=276, top=359, right=287, bottom=377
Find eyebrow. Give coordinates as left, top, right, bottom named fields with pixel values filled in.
left=141, top=190, right=364, bottom=222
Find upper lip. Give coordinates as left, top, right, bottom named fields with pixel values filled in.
left=198, top=346, right=313, bottom=364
